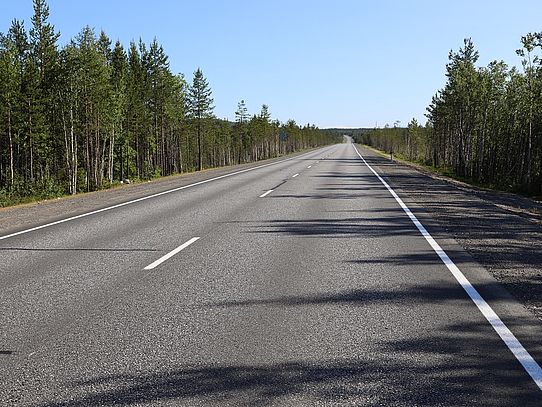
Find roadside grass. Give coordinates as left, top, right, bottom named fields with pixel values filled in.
left=0, top=178, right=66, bottom=208
left=0, top=191, right=60, bottom=208
left=0, top=159, right=225, bottom=209
left=0, top=178, right=142, bottom=208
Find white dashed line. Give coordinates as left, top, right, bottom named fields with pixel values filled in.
left=259, top=190, right=274, bottom=198
left=144, top=237, right=200, bottom=270
left=352, top=143, right=542, bottom=391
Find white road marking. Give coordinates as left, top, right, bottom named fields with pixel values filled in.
left=0, top=147, right=334, bottom=242
left=292, top=173, right=299, bottom=178
left=352, top=144, right=542, bottom=391
left=307, top=165, right=312, bottom=168
left=259, top=189, right=274, bottom=198
left=144, top=237, right=200, bottom=270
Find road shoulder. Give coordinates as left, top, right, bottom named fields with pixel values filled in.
left=356, top=144, right=542, bottom=322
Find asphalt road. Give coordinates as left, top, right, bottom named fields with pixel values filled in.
left=1, top=140, right=542, bottom=406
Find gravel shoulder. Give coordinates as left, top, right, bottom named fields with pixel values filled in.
left=359, top=144, right=542, bottom=320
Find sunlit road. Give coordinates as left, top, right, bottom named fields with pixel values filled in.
left=1, top=139, right=542, bottom=406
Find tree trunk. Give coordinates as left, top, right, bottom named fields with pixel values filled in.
left=108, top=127, right=115, bottom=183
left=62, top=106, right=70, bottom=193
left=8, top=106, right=14, bottom=186
left=29, top=104, right=34, bottom=182
left=197, top=120, right=202, bottom=171
left=527, top=119, right=532, bottom=188
left=178, top=127, right=183, bottom=173
left=71, top=107, right=77, bottom=194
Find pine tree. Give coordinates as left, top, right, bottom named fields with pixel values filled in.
left=0, top=27, right=21, bottom=187
left=110, top=40, right=127, bottom=182
left=516, top=33, right=540, bottom=187
left=235, top=99, right=249, bottom=162
left=29, top=0, right=60, bottom=182
left=146, top=38, right=170, bottom=175
left=126, top=40, right=147, bottom=179
left=235, top=99, right=249, bottom=123
left=163, top=73, right=186, bottom=173
left=187, top=68, right=213, bottom=171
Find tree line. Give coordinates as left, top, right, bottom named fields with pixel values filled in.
left=356, top=37, right=542, bottom=194
left=0, top=0, right=339, bottom=205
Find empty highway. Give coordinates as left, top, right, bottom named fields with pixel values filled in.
left=1, top=140, right=542, bottom=406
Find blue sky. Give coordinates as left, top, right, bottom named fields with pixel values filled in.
left=2, top=0, right=541, bottom=128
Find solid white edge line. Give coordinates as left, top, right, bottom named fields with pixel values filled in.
left=259, top=189, right=274, bottom=198
left=144, top=237, right=200, bottom=270
left=352, top=143, right=542, bottom=391
left=0, top=147, right=333, bottom=242
left=292, top=173, right=299, bottom=178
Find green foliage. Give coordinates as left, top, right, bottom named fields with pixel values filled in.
left=187, top=68, right=214, bottom=171
left=0, top=0, right=339, bottom=206
left=0, top=176, right=65, bottom=207
left=355, top=120, right=431, bottom=164
left=359, top=36, right=542, bottom=195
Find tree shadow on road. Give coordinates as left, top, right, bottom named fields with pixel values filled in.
left=243, top=217, right=420, bottom=239
left=34, top=313, right=542, bottom=406
left=359, top=153, right=542, bottom=319
left=204, top=280, right=517, bottom=309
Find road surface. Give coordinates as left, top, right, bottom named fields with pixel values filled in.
left=1, top=139, right=542, bottom=406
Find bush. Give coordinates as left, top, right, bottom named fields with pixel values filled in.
left=0, top=177, right=66, bottom=207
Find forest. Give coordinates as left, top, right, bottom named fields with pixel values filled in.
left=356, top=37, right=542, bottom=195
left=0, top=0, right=339, bottom=206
